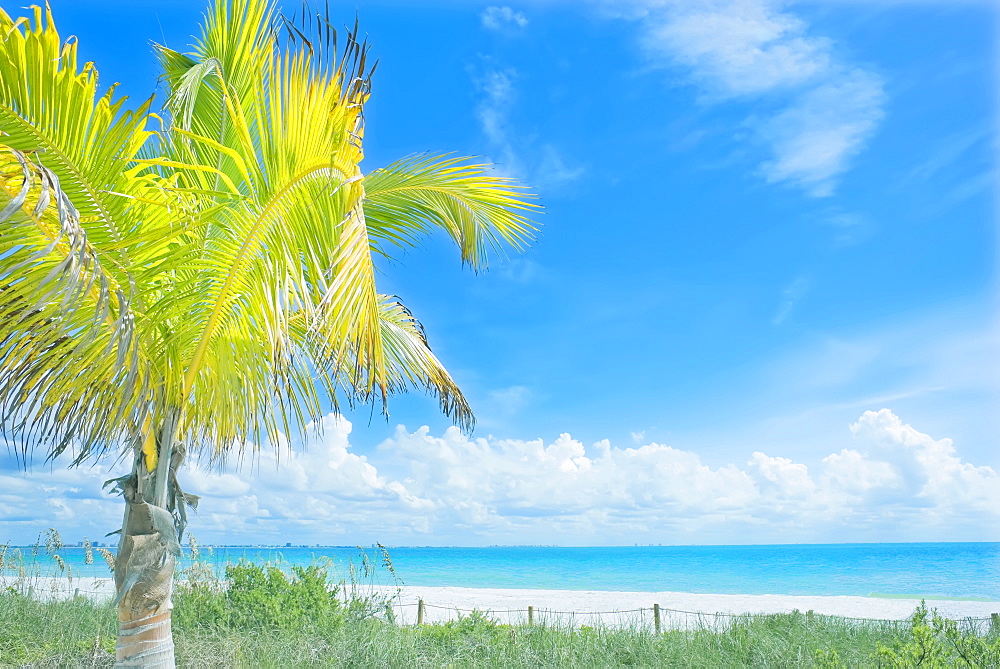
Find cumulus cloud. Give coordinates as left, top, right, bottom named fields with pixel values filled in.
left=849, top=409, right=1000, bottom=512
left=0, top=456, right=126, bottom=545
left=482, top=6, right=529, bottom=31
left=2, top=409, right=995, bottom=545
left=623, top=0, right=885, bottom=195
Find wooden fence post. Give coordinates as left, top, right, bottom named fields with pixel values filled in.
left=991, top=613, right=999, bottom=631
left=417, top=599, right=424, bottom=626
left=528, top=605, right=534, bottom=626
left=653, top=603, right=661, bottom=634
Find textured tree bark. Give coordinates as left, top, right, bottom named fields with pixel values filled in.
left=115, top=591, right=175, bottom=667
left=113, top=410, right=182, bottom=668
left=114, top=512, right=178, bottom=667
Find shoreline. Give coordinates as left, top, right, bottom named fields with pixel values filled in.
left=4, top=577, right=997, bottom=626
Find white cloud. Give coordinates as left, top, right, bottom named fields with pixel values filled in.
left=495, top=258, right=542, bottom=283
left=773, top=275, right=810, bottom=324
left=488, top=385, right=533, bottom=417
left=764, top=308, right=1000, bottom=400
left=849, top=409, right=1000, bottom=512
left=2, top=409, right=996, bottom=545
left=536, top=144, right=587, bottom=188
left=622, top=0, right=886, bottom=195
left=642, top=0, right=830, bottom=98
left=472, top=66, right=584, bottom=188
left=758, top=72, right=884, bottom=195
left=747, top=451, right=816, bottom=497
left=819, top=209, right=874, bottom=247
left=820, top=448, right=900, bottom=498
left=474, top=67, right=521, bottom=175
left=904, top=126, right=990, bottom=184
left=482, top=6, right=529, bottom=31
left=0, top=458, right=126, bottom=545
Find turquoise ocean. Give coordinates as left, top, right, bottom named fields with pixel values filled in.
left=10, top=542, right=999, bottom=601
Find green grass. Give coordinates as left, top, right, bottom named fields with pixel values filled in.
left=1, top=590, right=993, bottom=668
left=3, top=569, right=999, bottom=668
left=2, top=545, right=999, bottom=668
left=0, top=588, right=116, bottom=667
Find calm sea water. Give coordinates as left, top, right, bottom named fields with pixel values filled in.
left=10, top=543, right=999, bottom=601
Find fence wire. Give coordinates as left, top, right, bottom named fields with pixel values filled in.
left=378, top=592, right=999, bottom=633
left=3, top=575, right=998, bottom=635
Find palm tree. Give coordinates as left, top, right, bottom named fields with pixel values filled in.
left=0, top=1, right=537, bottom=665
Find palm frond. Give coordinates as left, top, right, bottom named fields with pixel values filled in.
left=0, top=147, right=146, bottom=463
left=373, top=296, right=473, bottom=432
left=0, top=5, right=157, bottom=279
left=143, top=1, right=388, bottom=452
left=0, top=0, right=539, bottom=469
left=363, top=154, right=539, bottom=269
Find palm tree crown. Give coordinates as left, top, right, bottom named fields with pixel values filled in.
left=0, top=0, right=538, bottom=468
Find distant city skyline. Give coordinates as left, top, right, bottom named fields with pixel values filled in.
left=1, top=0, right=997, bottom=546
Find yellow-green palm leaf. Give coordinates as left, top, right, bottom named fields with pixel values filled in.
left=364, top=154, right=538, bottom=268
left=0, top=7, right=168, bottom=462
left=0, top=0, right=539, bottom=466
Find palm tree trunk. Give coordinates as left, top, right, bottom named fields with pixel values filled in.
left=114, top=409, right=182, bottom=668
left=115, top=601, right=175, bottom=667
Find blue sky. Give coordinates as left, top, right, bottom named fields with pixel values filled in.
left=1, top=0, right=997, bottom=546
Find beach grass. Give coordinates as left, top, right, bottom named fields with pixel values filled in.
left=3, top=539, right=998, bottom=667
left=3, top=560, right=999, bottom=668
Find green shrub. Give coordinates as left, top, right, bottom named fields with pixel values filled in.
left=173, top=562, right=342, bottom=632
left=874, top=601, right=1000, bottom=668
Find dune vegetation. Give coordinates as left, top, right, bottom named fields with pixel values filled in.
left=2, top=546, right=999, bottom=668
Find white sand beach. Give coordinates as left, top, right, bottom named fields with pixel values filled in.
left=374, top=585, right=999, bottom=628
left=6, top=576, right=997, bottom=629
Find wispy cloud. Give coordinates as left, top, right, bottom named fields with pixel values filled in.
left=904, top=126, right=991, bottom=184
left=487, top=385, right=533, bottom=419
left=482, top=6, right=529, bottom=31
left=536, top=145, right=586, bottom=187
left=622, top=0, right=886, bottom=196
left=757, top=73, right=885, bottom=195
left=641, top=0, right=831, bottom=98
left=473, top=7, right=583, bottom=191
left=490, top=258, right=543, bottom=284
left=765, top=308, right=1000, bottom=397
left=818, top=209, right=875, bottom=247
left=773, top=275, right=810, bottom=324
left=472, top=65, right=585, bottom=189
left=474, top=67, right=521, bottom=175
